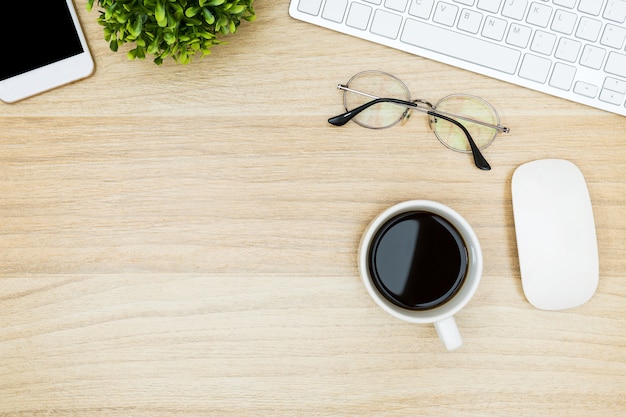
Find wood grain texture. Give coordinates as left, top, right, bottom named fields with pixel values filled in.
left=1, top=1, right=625, bottom=416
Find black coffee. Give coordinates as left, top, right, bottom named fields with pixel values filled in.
left=368, top=211, right=469, bottom=310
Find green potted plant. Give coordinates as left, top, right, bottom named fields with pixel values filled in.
left=87, top=0, right=256, bottom=65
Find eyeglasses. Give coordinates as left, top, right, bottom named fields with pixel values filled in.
left=327, top=71, right=510, bottom=171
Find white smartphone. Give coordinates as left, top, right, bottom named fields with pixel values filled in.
left=0, top=1, right=94, bottom=103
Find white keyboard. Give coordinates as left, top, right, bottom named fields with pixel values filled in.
left=289, top=0, right=626, bottom=117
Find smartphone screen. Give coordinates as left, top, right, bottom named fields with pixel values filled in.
left=0, top=2, right=84, bottom=81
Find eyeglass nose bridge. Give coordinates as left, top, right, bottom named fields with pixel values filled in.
left=401, top=99, right=434, bottom=126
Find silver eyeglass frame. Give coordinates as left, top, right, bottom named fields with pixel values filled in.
left=339, top=71, right=510, bottom=136
left=329, top=70, right=510, bottom=171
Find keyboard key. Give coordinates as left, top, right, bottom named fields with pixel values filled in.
left=553, top=0, right=576, bottom=8
left=519, top=53, right=552, bottom=83
left=574, top=81, right=598, bottom=98
left=400, top=18, right=521, bottom=73
left=575, top=17, right=602, bottom=42
left=550, top=62, right=576, bottom=90
left=580, top=44, right=606, bottom=69
left=506, top=23, right=532, bottom=48
left=408, top=0, right=435, bottom=19
left=600, top=24, right=626, bottom=49
left=322, top=0, right=348, bottom=23
left=371, top=9, right=403, bottom=38
left=526, top=2, right=552, bottom=27
left=599, top=89, right=625, bottom=105
left=433, top=2, right=460, bottom=26
left=578, top=0, right=602, bottom=16
left=477, top=0, right=502, bottom=13
left=531, top=30, right=557, bottom=55
left=298, top=0, right=322, bottom=15
left=346, top=3, right=373, bottom=30
left=502, top=0, right=529, bottom=20
left=385, top=0, right=409, bottom=12
left=458, top=8, right=483, bottom=33
left=604, top=77, right=626, bottom=94
left=604, top=0, right=626, bottom=23
left=555, top=37, right=581, bottom=62
left=605, top=52, right=626, bottom=77
left=551, top=9, right=577, bottom=35
left=482, top=15, right=507, bottom=40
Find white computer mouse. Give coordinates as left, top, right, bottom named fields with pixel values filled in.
left=511, top=159, right=599, bottom=310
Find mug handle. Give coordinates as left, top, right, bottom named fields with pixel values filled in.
left=434, top=316, right=463, bottom=351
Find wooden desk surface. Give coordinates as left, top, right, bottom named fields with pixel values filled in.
left=1, top=1, right=625, bottom=416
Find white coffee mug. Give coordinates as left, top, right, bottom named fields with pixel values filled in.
left=358, top=200, right=483, bottom=351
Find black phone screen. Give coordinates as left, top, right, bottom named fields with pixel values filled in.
left=0, top=2, right=84, bottom=81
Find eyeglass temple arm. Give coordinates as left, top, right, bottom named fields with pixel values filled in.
left=427, top=111, right=490, bottom=171
left=327, top=98, right=412, bottom=126
left=328, top=97, right=491, bottom=171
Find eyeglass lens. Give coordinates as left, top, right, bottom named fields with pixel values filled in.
left=431, top=95, right=500, bottom=153
left=343, top=71, right=411, bottom=129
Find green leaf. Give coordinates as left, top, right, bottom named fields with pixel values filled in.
left=185, top=6, right=201, bottom=17
left=171, top=3, right=184, bottom=18
left=155, top=0, right=167, bottom=27
left=104, top=5, right=115, bottom=20
left=229, top=5, right=246, bottom=14
left=148, top=37, right=160, bottom=54
left=201, top=7, right=215, bottom=24
left=218, top=14, right=229, bottom=31
left=164, top=32, right=176, bottom=44
left=130, top=17, right=143, bottom=37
